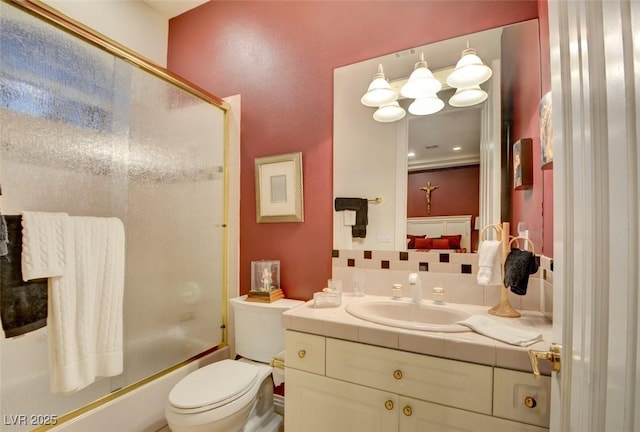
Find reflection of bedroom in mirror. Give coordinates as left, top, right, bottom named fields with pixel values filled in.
left=333, top=19, right=544, bottom=254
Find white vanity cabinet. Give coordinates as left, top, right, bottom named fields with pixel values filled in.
left=284, top=330, right=550, bottom=432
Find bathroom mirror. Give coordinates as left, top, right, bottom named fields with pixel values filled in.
left=333, top=19, right=542, bottom=253
left=0, top=1, right=227, bottom=426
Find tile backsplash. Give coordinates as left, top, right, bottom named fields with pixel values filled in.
left=332, top=249, right=554, bottom=319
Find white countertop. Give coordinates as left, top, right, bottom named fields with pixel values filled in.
left=282, top=293, right=553, bottom=375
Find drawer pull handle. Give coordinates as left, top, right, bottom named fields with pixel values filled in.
left=524, top=396, right=537, bottom=408
left=384, top=400, right=394, bottom=410
left=298, top=350, right=306, bottom=358
left=393, top=369, right=403, bottom=380
left=403, top=406, right=413, bottom=416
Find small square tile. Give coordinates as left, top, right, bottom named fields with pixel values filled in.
left=347, top=258, right=355, bottom=267
left=439, top=253, right=450, bottom=263
left=461, top=264, right=472, bottom=274
left=399, top=251, right=409, bottom=261
left=381, top=260, right=390, bottom=269
left=332, top=249, right=339, bottom=258
left=419, top=262, right=429, bottom=272
left=364, top=250, right=372, bottom=259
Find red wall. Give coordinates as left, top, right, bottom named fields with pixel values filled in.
left=167, top=1, right=539, bottom=300
left=502, top=4, right=552, bottom=257
left=407, top=166, right=479, bottom=219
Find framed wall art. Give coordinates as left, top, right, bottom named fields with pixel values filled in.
left=513, top=138, right=533, bottom=190
left=539, top=91, right=553, bottom=169
left=255, top=151, right=304, bottom=223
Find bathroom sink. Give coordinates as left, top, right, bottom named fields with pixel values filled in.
left=345, top=299, right=472, bottom=332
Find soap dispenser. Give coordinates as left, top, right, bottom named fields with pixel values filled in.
left=408, top=273, right=422, bottom=303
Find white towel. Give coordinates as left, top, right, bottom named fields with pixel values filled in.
left=343, top=210, right=356, bottom=226
left=21, top=211, right=70, bottom=280
left=477, top=240, right=502, bottom=285
left=272, top=350, right=286, bottom=387
left=456, top=315, right=543, bottom=347
left=41, top=215, right=125, bottom=393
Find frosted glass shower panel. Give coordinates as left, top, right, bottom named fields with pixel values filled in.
left=0, top=1, right=227, bottom=427
left=124, top=62, right=225, bottom=383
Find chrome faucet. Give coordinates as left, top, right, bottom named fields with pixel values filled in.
left=408, top=273, right=422, bottom=303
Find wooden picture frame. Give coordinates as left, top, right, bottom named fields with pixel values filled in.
left=513, top=138, right=533, bottom=190
left=539, top=91, right=553, bottom=169
left=255, top=152, right=304, bottom=223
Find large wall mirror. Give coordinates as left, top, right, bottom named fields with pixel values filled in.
left=0, top=1, right=227, bottom=427
left=334, top=19, right=541, bottom=253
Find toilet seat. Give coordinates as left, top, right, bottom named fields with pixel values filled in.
left=168, top=360, right=259, bottom=414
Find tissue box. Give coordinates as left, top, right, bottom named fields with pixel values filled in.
left=313, top=291, right=341, bottom=308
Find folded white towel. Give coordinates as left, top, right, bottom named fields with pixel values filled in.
left=46, top=215, right=125, bottom=393
left=343, top=210, right=356, bottom=226
left=21, top=211, right=71, bottom=280
left=456, top=315, right=543, bottom=346
left=477, top=240, right=502, bottom=285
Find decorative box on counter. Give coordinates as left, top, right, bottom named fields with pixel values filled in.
left=247, top=260, right=283, bottom=303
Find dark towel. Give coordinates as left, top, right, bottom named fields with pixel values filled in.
left=334, top=198, right=368, bottom=238
left=504, top=248, right=539, bottom=296
left=1, top=215, right=48, bottom=338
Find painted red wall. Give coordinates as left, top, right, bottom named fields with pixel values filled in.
left=407, top=166, right=479, bottom=219
left=501, top=3, right=552, bottom=257
left=167, top=1, right=539, bottom=300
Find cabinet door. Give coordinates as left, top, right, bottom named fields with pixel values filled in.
left=398, top=397, right=548, bottom=432
left=285, top=368, right=399, bottom=432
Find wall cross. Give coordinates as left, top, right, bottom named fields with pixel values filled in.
left=420, top=182, right=439, bottom=215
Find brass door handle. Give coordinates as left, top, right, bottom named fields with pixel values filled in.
left=528, top=343, right=561, bottom=379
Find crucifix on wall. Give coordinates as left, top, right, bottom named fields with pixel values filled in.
left=420, top=182, right=439, bottom=215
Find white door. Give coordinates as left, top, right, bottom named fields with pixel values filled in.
left=548, top=1, right=640, bottom=431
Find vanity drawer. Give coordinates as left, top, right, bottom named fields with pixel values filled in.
left=285, top=331, right=325, bottom=375
left=493, top=368, right=551, bottom=428
left=326, top=338, right=493, bottom=415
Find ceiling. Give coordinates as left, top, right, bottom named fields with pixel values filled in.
left=140, top=0, right=208, bottom=19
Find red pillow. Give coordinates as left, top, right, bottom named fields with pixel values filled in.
left=414, top=237, right=433, bottom=249
left=440, top=234, right=462, bottom=249
left=407, top=234, right=426, bottom=249
left=431, top=238, right=451, bottom=249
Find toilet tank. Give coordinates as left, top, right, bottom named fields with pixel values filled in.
left=229, top=296, right=304, bottom=363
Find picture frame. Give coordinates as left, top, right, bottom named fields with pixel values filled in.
left=539, top=91, right=553, bottom=169
left=255, top=152, right=304, bottom=223
left=513, top=138, right=533, bottom=190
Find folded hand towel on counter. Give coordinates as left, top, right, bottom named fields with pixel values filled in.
left=334, top=198, right=368, bottom=238
left=0, top=215, right=48, bottom=338
left=504, top=248, right=539, bottom=295
left=477, top=240, right=502, bottom=285
left=456, top=315, right=543, bottom=346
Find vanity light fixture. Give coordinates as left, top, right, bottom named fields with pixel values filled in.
left=373, top=101, right=406, bottom=122
left=449, top=85, right=488, bottom=107
left=446, top=43, right=493, bottom=89
left=408, top=94, right=444, bottom=116
left=400, top=53, right=442, bottom=98
left=361, top=64, right=397, bottom=107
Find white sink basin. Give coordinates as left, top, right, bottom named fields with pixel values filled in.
left=345, top=299, right=472, bottom=332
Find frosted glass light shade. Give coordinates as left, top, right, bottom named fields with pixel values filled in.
left=373, top=101, right=406, bottom=122
left=400, top=55, right=442, bottom=99
left=408, top=95, right=444, bottom=116
left=446, top=48, right=493, bottom=88
left=361, top=64, right=397, bottom=107
left=448, top=85, right=488, bottom=107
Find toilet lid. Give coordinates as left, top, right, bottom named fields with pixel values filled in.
left=169, top=360, right=260, bottom=410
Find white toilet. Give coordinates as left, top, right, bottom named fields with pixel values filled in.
left=165, top=296, right=303, bottom=432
